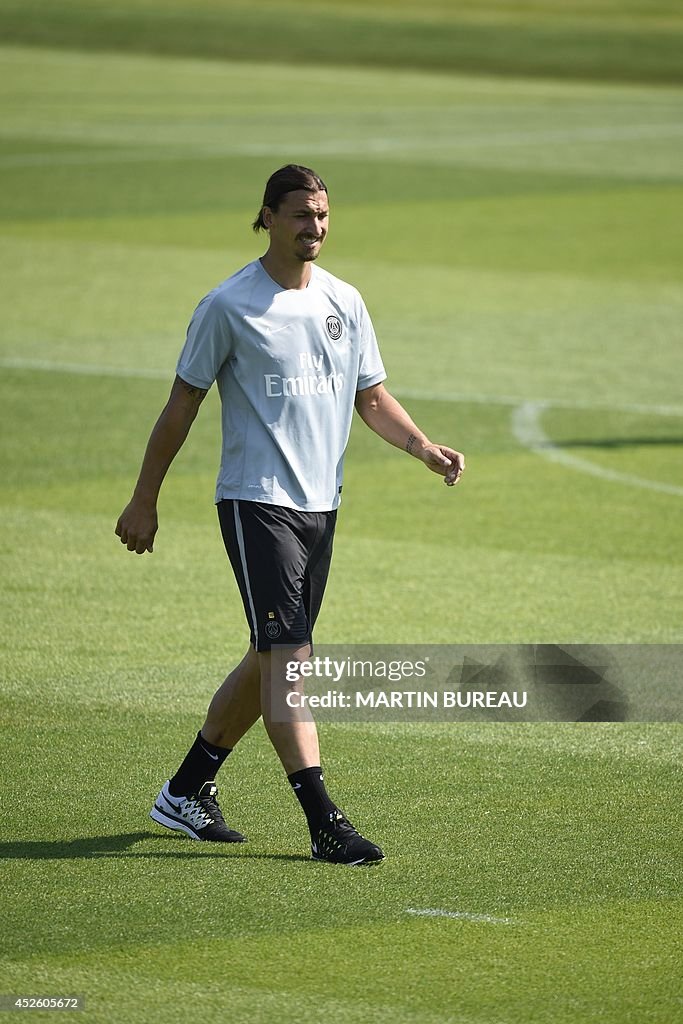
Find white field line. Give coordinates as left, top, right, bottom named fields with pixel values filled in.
left=511, top=400, right=683, bottom=497
left=1, top=123, right=682, bottom=169
left=3, top=357, right=683, bottom=418
left=0, top=357, right=170, bottom=380
left=406, top=907, right=515, bottom=925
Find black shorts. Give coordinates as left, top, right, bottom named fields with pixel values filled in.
left=217, top=499, right=337, bottom=653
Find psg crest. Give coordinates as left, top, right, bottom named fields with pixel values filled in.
left=325, top=315, right=343, bottom=340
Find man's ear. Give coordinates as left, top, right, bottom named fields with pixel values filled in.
left=262, top=206, right=273, bottom=229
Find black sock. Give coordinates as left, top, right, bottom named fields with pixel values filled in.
left=168, top=731, right=232, bottom=796
left=288, top=766, right=337, bottom=832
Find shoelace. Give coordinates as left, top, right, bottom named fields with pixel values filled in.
left=196, top=791, right=227, bottom=826
left=327, top=811, right=359, bottom=837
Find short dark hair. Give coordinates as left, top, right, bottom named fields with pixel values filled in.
left=252, top=164, right=327, bottom=232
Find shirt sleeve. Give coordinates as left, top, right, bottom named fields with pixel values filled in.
left=356, top=296, right=387, bottom=391
left=176, top=291, right=233, bottom=389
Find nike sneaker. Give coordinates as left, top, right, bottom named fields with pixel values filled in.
left=311, top=810, right=384, bottom=866
left=150, top=780, right=246, bottom=842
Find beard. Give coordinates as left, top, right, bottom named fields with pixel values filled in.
left=296, top=237, right=323, bottom=262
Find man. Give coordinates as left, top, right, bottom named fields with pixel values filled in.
left=115, top=164, right=464, bottom=866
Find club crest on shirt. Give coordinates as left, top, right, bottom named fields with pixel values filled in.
left=265, top=619, right=282, bottom=640
left=325, top=315, right=343, bottom=341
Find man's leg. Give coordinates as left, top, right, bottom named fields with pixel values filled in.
left=201, top=646, right=262, bottom=748
left=260, top=645, right=384, bottom=866
left=149, top=648, right=261, bottom=843
left=258, top=645, right=319, bottom=773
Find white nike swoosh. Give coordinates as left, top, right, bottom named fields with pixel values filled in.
left=292, top=782, right=302, bottom=790
left=200, top=745, right=219, bottom=761
left=265, top=323, right=295, bottom=335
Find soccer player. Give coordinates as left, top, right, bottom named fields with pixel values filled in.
left=115, top=164, right=465, bottom=866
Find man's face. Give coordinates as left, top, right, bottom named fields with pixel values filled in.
left=264, top=189, right=329, bottom=263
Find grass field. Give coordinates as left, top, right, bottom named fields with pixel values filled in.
left=1, top=5, right=682, bottom=1022
left=2, top=0, right=683, bottom=83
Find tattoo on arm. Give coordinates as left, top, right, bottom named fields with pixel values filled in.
left=406, top=433, right=418, bottom=455
left=179, top=378, right=208, bottom=403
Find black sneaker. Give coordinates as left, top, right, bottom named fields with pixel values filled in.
left=311, top=810, right=384, bottom=866
left=150, top=780, right=246, bottom=842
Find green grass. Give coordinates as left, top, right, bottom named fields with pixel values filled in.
left=1, top=0, right=683, bottom=83
left=2, top=717, right=681, bottom=1023
left=1, top=25, right=682, bottom=1024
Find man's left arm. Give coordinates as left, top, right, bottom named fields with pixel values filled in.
left=354, top=383, right=465, bottom=486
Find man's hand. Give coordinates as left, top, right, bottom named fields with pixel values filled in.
left=419, top=444, right=466, bottom=486
left=114, top=375, right=208, bottom=556
left=356, top=385, right=466, bottom=488
left=115, top=500, right=158, bottom=554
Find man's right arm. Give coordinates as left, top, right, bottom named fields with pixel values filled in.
left=115, top=375, right=208, bottom=554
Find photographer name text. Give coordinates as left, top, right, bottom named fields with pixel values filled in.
left=286, top=690, right=528, bottom=709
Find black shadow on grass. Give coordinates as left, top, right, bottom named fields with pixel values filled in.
left=0, top=833, right=309, bottom=863
left=555, top=437, right=683, bottom=448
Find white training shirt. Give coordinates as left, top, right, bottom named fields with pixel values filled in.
left=176, top=259, right=386, bottom=511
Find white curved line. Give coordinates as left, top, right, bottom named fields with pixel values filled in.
left=512, top=401, right=683, bottom=497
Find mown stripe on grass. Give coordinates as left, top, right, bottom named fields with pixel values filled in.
left=1, top=0, right=683, bottom=85
left=3, top=358, right=683, bottom=418
left=1, top=122, right=682, bottom=170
